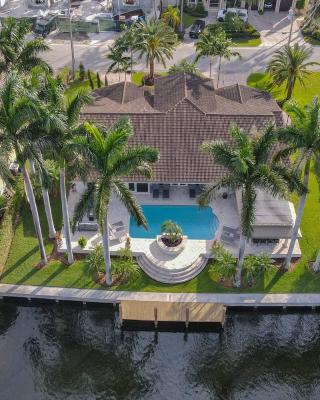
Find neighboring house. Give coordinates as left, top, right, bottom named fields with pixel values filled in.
left=187, top=0, right=296, bottom=12
left=79, top=73, right=298, bottom=248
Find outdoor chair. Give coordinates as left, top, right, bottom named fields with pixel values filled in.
left=163, top=188, right=170, bottom=199
left=109, top=221, right=127, bottom=242
left=153, top=188, right=160, bottom=198
left=77, top=222, right=99, bottom=231
left=189, top=187, right=196, bottom=199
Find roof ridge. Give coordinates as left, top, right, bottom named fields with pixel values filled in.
left=236, top=83, right=243, bottom=104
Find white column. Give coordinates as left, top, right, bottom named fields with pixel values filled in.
left=241, top=0, right=245, bottom=7
left=275, top=0, right=281, bottom=12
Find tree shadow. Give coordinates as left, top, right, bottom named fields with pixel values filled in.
left=263, top=268, right=284, bottom=292
left=0, top=246, right=39, bottom=280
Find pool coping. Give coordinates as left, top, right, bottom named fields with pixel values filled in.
left=1, top=284, right=320, bottom=308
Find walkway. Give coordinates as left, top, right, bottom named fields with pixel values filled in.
left=1, top=284, right=320, bottom=307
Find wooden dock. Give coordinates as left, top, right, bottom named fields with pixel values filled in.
left=119, top=300, right=226, bottom=329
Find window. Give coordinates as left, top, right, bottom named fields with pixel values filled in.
left=128, top=183, right=149, bottom=193
left=136, top=183, right=149, bottom=193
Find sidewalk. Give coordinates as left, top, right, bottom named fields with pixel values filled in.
left=1, top=283, right=320, bottom=307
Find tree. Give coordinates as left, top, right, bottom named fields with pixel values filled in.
left=276, top=97, right=320, bottom=270
left=246, top=0, right=258, bottom=21
left=87, top=69, right=94, bottom=89
left=40, top=76, right=92, bottom=264
left=162, top=5, right=181, bottom=31
left=168, top=58, right=200, bottom=75
left=72, top=119, right=159, bottom=285
left=135, top=20, right=177, bottom=84
left=267, top=44, right=319, bottom=102
left=0, top=72, right=58, bottom=265
left=199, top=125, right=306, bottom=287
left=113, top=24, right=139, bottom=76
left=195, top=24, right=239, bottom=87
left=106, top=46, right=131, bottom=81
left=96, top=72, right=102, bottom=88
left=0, top=17, right=51, bottom=74
left=79, top=62, right=85, bottom=81
left=224, top=12, right=244, bottom=33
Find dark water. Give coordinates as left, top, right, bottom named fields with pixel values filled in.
left=1, top=302, right=320, bottom=400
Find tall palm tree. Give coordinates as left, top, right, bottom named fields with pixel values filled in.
left=42, top=78, right=92, bottom=264
left=276, top=97, right=320, bottom=270
left=162, top=5, right=181, bottom=31
left=0, top=72, right=60, bottom=265
left=135, top=20, right=177, bottom=84
left=195, top=24, right=239, bottom=87
left=72, top=119, right=159, bottom=285
left=0, top=17, right=51, bottom=74
left=199, top=125, right=306, bottom=287
left=113, top=24, right=139, bottom=76
left=106, top=46, right=131, bottom=81
left=267, top=44, right=319, bottom=102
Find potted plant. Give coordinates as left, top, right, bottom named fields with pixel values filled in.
left=78, top=236, right=87, bottom=249
left=160, top=220, right=183, bottom=247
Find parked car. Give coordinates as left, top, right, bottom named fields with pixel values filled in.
left=189, top=19, right=206, bottom=39
left=217, top=8, right=248, bottom=23
left=34, top=13, right=57, bottom=37
left=264, top=0, right=273, bottom=9
left=95, top=12, right=114, bottom=20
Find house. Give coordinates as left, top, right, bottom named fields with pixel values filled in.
left=62, top=73, right=300, bottom=283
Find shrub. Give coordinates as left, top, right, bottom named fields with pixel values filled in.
left=87, top=244, right=105, bottom=274
left=0, top=195, right=7, bottom=219
left=79, top=62, right=85, bottom=81
left=243, top=253, right=274, bottom=286
left=96, top=72, right=102, bottom=88
left=225, top=12, right=245, bottom=33
left=78, top=236, right=87, bottom=249
left=87, top=69, right=94, bottom=90
left=296, top=0, right=305, bottom=9
left=112, top=248, right=141, bottom=283
left=210, top=242, right=237, bottom=279
left=161, top=220, right=183, bottom=245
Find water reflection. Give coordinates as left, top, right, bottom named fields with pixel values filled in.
left=0, top=303, right=320, bottom=400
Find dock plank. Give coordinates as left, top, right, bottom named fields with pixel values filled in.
left=120, top=300, right=226, bottom=325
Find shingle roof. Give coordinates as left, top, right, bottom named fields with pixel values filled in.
left=82, top=73, right=283, bottom=183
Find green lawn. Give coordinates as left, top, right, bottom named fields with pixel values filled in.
left=231, top=37, right=262, bottom=47
left=131, top=71, right=168, bottom=86
left=182, top=13, right=197, bottom=28
left=0, top=72, right=320, bottom=293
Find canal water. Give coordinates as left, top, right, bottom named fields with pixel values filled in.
left=1, top=301, right=320, bottom=400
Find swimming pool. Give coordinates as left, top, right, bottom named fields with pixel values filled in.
left=129, top=205, right=219, bottom=240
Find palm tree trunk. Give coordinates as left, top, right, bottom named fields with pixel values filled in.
left=150, top=58, right=155, bottom=82
left=60, top=166, right=74, bottom=264
left=284, top=159, right=310, bottom=270
left=234, top=232, right=246, bottom=287
left=313, top=251, right=320, bottom=272
left=286, top=77, right=296, bottom=102
left=21, top=165, right=48, bottom=265
left=29, top=159, right=56, bottom=239
left=217, top=56, right=222, bottom=88
left=102, top=213, right=112, bottom=286
left=42, top=187, right=56, bottom=239
left=130, top=49, right=133, bottom=76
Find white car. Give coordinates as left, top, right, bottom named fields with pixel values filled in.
left=217, top=8, right=248, bottom=23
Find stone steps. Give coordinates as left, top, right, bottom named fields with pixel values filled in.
left=137, top=254, right=208, bottom=284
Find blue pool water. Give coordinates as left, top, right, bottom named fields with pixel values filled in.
left=130, top=205, right=219, bottom=240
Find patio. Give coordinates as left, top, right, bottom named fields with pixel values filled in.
left=58, top=180, right=301, bottom=283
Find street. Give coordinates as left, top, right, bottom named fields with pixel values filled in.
left=42, top=11, right=320, bottom=85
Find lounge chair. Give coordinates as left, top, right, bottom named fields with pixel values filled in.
left=163, top=187, right=170, bottom=199
left=189, top=185, right=196, bottom=198
left=77, top=222, right=99, bottom=231
left=153, top=188, right=160, bottom=198
left=109, top=221, right=127, bottom=241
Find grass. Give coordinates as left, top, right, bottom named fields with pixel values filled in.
left=0, top=72, right=320, bottom=293
left=131, top=71, right=168, bottom=86
left=182, top=13, right=197, bottom=28
left=303, top=34, right=320, bottom=46
left=231, top=37, right=262, bottom=47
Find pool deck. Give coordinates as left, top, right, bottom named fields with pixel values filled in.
left=1, top=283, right=320, bottom=308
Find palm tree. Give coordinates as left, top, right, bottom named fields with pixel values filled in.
left=275, top=97, right=320, bottom=270
left=0, top=72, right=58, bottom=265
left=199, top=125, right=306, bottom=287
left=0, top=17, right=51, bottom=74
left=267, top=44, right=319, bottom=102
left=135, top=20, right=177, bottom=84
left=114, top=24, right=139, bottom=76
left=106, top=46, right=131, bottom=81
left=195, top=24, right=239, bottom=87
left=247, top=0, right=258, bottom=21
left=72, top=119, right=159, bottom=285
left=168, top=58, right=200, bottom=75
left=162, top=5, right=181, bottom=31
